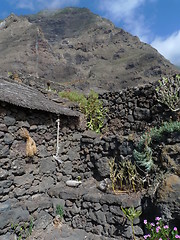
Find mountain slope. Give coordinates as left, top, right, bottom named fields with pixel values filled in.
left=0, top=8, right=179, bottom=91
left=0, top=13, right=78, bottom=82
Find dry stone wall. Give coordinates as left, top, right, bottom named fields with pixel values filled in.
left=0, top=102, right=83, bottom=239
left=0, top=101, right=144, bottom=239
left=99, top=83, right=177, bottom=134
left=0, top=83, right=179, bottom=239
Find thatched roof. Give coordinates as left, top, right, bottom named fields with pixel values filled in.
left=0, top=78, right=80, bottom=117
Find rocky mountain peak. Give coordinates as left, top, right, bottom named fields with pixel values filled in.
left=0, top=13, right=29, bottom=29
left=0, top=8, right=179, bottom=91
left=26, top=7, right=114, bottom=43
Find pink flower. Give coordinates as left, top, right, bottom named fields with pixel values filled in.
left=174, top=227, right=177, bottom=231
left=144, top=220, right=147, bottom=225
left=150, top=223, right=155, bottom=227
left=144, top=234, right=151, bottom=239
left=155, top=217, right=162, bottom=221
left=159, top=238, right=162, bottom=240
left=175, top=235, right=180, bottom=239
left=156, top=226, right=160, bottom=233
left=164, top=225, right=169, bottom=229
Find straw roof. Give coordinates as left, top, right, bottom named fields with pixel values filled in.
left=0, top=78, right=80, bottom=117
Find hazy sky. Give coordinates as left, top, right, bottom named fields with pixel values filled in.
left=1, top=0, right=180, bottom=66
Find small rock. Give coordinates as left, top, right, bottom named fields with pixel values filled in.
left=133, top=107, right=150, bottom=120
left=4, top=116, right=16, bottom=126
left=97, top=178, right=109, bottom=192
left=66, top=180, right=82, bottom=187
left=4, top=133, right=14, bottom=144
left=0, top=146, right=9, bottom=157
left=0, top=169, right=8, bottom=180
left=0, top=124, right=8, bottom=132
left=39, top=157, right=56, bottom=174
left=94, top=157, right=110, bottom=178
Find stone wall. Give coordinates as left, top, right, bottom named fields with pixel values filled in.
left=100, top=83, right=178, bottom=134
left=49, top=181, right=143, bottom=239
left=0, top=101, right=145, bottom=239
left=0, top=83, right=179, bottom=239
left=80, top=129, right=180, bottom=231
left=0, top=102, right=83, bottom=238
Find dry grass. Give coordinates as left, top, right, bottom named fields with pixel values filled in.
left=19, top=128, right=37, bottom=157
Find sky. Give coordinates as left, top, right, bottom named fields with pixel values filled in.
left=0, top=0, right=180, bottom=66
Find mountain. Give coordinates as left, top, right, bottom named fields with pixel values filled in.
left=0, top=8, right=179, bottom=91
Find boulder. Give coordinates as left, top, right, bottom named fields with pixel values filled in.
left=156, top=174, right=180, bottom=228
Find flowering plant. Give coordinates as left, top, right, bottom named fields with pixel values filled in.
left=144, top=217, right=180, bottom=239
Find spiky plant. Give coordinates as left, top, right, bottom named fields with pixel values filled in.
left=155, top=75, right=180, bottom=112
left=133, top=121, right=180, bottom=172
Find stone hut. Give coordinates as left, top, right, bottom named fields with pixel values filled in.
left=0, top=78, right=82, bottom=238
left=0, top=78, right=80, bottom=164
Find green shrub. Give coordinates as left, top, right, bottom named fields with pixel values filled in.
left=122, top=207, right=142, bottom=240
left=59, top=91, right=87, bottom=104
left=59, top=90, right=106, bottom=133
left=133, top=121, right=180, bottom=172
left=56, top=204, right=64, bottom=221
left=83, top=90, right=106, bottom=133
